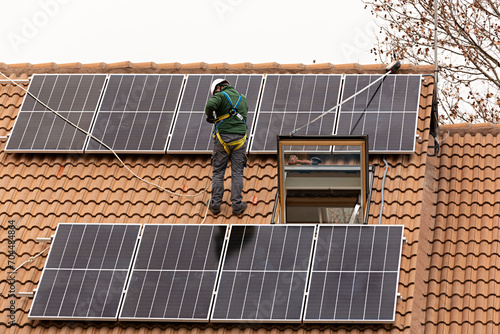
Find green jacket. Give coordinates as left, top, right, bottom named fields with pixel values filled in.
left=205, top=86, right=248, bottom=135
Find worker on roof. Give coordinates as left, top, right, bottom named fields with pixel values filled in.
left=205, top=79, right=249, bottom=216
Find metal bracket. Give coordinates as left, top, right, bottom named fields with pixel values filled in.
left=36, top=236, right=54, bottom=243
left=18, top=290, right=35, bottom=297
left=427, top=132, right=440, bottom=157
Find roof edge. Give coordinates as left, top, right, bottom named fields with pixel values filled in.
left=0, top=61, right=435, bottom=76
left=440, top=122, right=500, bottom=136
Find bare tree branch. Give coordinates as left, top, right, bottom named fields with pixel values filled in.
left=363, top=0, right=500, bottom=123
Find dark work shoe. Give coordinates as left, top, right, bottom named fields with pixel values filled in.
left=209, top=205, right=221, bottom=215
left=232, top=202, right=248, bottom=215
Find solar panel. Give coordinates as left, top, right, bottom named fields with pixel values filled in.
left=304, top=224, right=403, bottom=323
left=119, top=224, right=227, bottom=322
left=28, top=223, right=141, bottom=321
left=167, top=74, right=263, bottom=153
left=211, top=224, right=315, bottom=323
left=335, top=75, right=421, bottom=153
left=86, top=74, right=184, bottom=153
left=6, top=74, right=107, bottom=153
left=250, top=74, right=342, bottom=153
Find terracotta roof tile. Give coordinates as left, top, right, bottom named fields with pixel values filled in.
left=157, top=62, right=183, bottom=70
left=229, top=62, right=254, bottom=70
left=331, top=63, right=362, bottom=72
left=208, top=63, right=230, bottom=70
left=181, top=62, right=210, bottom=70
left=57, top=62, right=83, bottom=69
left=134, top=62, right=159, bottom=69
left=107, top=61, right=134, bottom=69
left=278, top=63, right=306, bottom=71
left=31, top=63, right=58, bottom=70
left=81, top=62, right=107, bottom=70
left=252, top=62, right=280, bottom=69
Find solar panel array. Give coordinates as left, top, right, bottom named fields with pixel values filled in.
left=336, top=75, right=421, bottom=153
left=86, top=74, right=184, bottom=153
left=7, top=73, right=422, bottom=154
left=120, top=224, right=227, bottom=321
left=30, top=223, right=403, bottom=323
left=6, top=74, right=107, bottom=152
left=168, top=74, right=263, bottom=153
left=29, top=223, right=141, bottom=320
left=250, top=74, right=342, bottom=153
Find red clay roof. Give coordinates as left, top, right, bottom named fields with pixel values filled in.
left=2, top=61, right=496, bottom=334
left=424, top=123, right=500, bottom=332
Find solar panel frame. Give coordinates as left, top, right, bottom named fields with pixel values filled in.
left=85, top=74, right=185, bottom=153
left=119, top=224, right=228, bottom=322
left=211, top=224, right=316, bottom=323
left=303, top=224, right=404, bottom=323
left=167, top=74, right=264, bottom=153
left=5, top=74, right=108, bottom=153
left=28, top=223, right=141, bottom=321
left=250, top=74, right=343, bottom=154
left=335, top=74, right=422, bottom=153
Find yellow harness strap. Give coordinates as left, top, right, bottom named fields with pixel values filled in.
left=214, top=113, right=230, bottom=123
left=216, top=132, right=247, bottom=155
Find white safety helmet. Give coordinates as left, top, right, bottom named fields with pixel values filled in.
left=210, top=78, right=229, bottom=95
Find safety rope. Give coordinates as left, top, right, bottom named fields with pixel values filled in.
left=0, top=71, right=211, bottom=199
left=9, top=246, right=51, bottom=276
left=200, top=200, right=210, bottom=224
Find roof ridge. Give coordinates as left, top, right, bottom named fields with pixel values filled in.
left=0, top=61, right=435, bottom=76
left=440, top=122, right=500, bottom=136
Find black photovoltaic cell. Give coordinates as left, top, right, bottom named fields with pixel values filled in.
left=336, top=75, right=421, bottom=153
left=6, top=74, right=107, bottom=152
left=250, top=74, right=342, bottom=153
left=86, top=74, right=184, bottom=153
left=211, top=225, right=315, bottom=322
left=119, top=224, right=227, bottom=321
left=304, top=225, right=404, bottom=323
left=28, top=223, right=141, bottom=321
left=167, top=74, right=263, bottom=153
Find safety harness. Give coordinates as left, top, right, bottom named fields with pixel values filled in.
left=213, top=91, right=247, bottom=155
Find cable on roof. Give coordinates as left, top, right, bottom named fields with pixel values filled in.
left=10, top=246, right=51, bottom=277
left=290, top=61, right=401, bottom=136
left=200, top=200, right=210, bottom=224
left=379, top=156, right=389, bottom=225
left=0, top=71, right=212, bottom=199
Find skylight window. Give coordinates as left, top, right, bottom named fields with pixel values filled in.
left=277, top=135, right=371, bottom=224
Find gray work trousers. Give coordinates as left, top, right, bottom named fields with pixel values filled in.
left=210, top=133, right=247, bottom=210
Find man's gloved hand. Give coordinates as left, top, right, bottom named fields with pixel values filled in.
left=206, top=116, right=215, bottom=124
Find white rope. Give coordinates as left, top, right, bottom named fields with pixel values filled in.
left=0, top=71, right=211, bottom=198
left=200, top=200, right=210, bottom=224
left=290, top=70, right=393, bottom=135
left=10, top=246, right=51, bottom=276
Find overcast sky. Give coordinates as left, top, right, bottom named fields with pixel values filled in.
left=2, top=0, right=379, bottom=65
